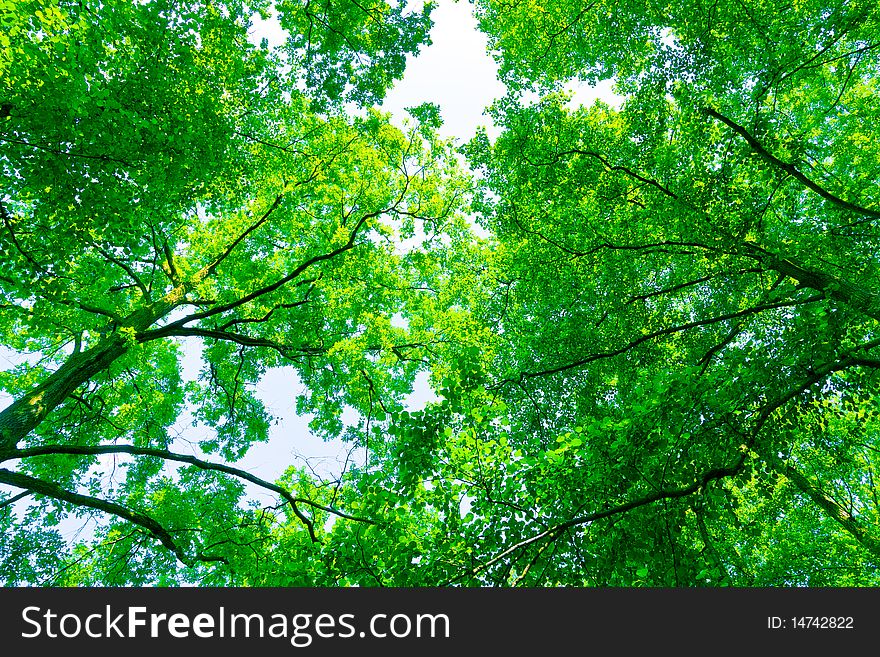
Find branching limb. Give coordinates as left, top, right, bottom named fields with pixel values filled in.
left=471, top=347, right=880, bottom=584
left=155, top=206, right=380, bottom=332
left=88, top=242, right=151, bottom=301
left=139, top=326, right=311, bottom=359
left=762, top=451, right=880, bottom=561
left=0, top=467, right=196, bottom=565
left=628, top=268, right=764, bottom=304
left=200, top=193, right=285, bottom=281
left=447, top=461, right=745, bottom=584
left=161, top=236, right=180, bottom=285
left=10, top=444, right=380, bottom=535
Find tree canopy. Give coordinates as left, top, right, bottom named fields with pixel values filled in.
left=1, top=0, right=879, bottom=586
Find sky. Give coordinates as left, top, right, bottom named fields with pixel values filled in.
left=379, top=0, right=506, bottom=143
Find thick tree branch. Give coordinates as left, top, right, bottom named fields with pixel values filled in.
left=762, top=451, right=880, bottom=561
left=0, top=334, right=129, bottom=455
left=161, top=238, right=180, bottom=284
left=139, top=326, right=310, bottom=358
left=761, top=254, right=880, bottom=322
left=0, top=282, right=193, bottom=454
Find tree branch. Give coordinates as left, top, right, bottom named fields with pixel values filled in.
left=0, top=467, right=195, bottom=565
left=152, top=207, right=380, bottom=332
left=503, top=294, right=823, bottom=383
left=628, top=268, right=764, bottom=304
left=465, top=339, right=880, bottom=584
left=138, top=326, right=309, bottom=359
left=201, top=193, right=285, bottom=281
left=89, top=242, right=151, bottom=301
left=762, top=451, right=880, bottom=562
left=10, top=444, right=379, bottom=534
left=703, top=106, right=880, bottom=221
left=450, top=460, right=745, bottom=584
left=0, top=490, right=31, bottom=510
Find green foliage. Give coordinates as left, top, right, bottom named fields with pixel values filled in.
left=278, top=0, right=435, bottom=107
left=1, top=0, right=879, bottom=586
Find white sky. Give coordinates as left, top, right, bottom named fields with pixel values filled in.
left=379, top=0, right=506, bottom=143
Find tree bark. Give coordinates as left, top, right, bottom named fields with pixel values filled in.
left=762, top=253, right=880, bottom=322
left=0, top=335, right=128, bottom=456
left=0, top=293, right=183, bottom=456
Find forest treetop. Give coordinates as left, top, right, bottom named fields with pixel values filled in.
left=1, top=0, right=878, bottom=585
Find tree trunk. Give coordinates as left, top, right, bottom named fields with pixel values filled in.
left=0, top=335, right=129, bottom=456
left=0, top=293, right=184, bottom=457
